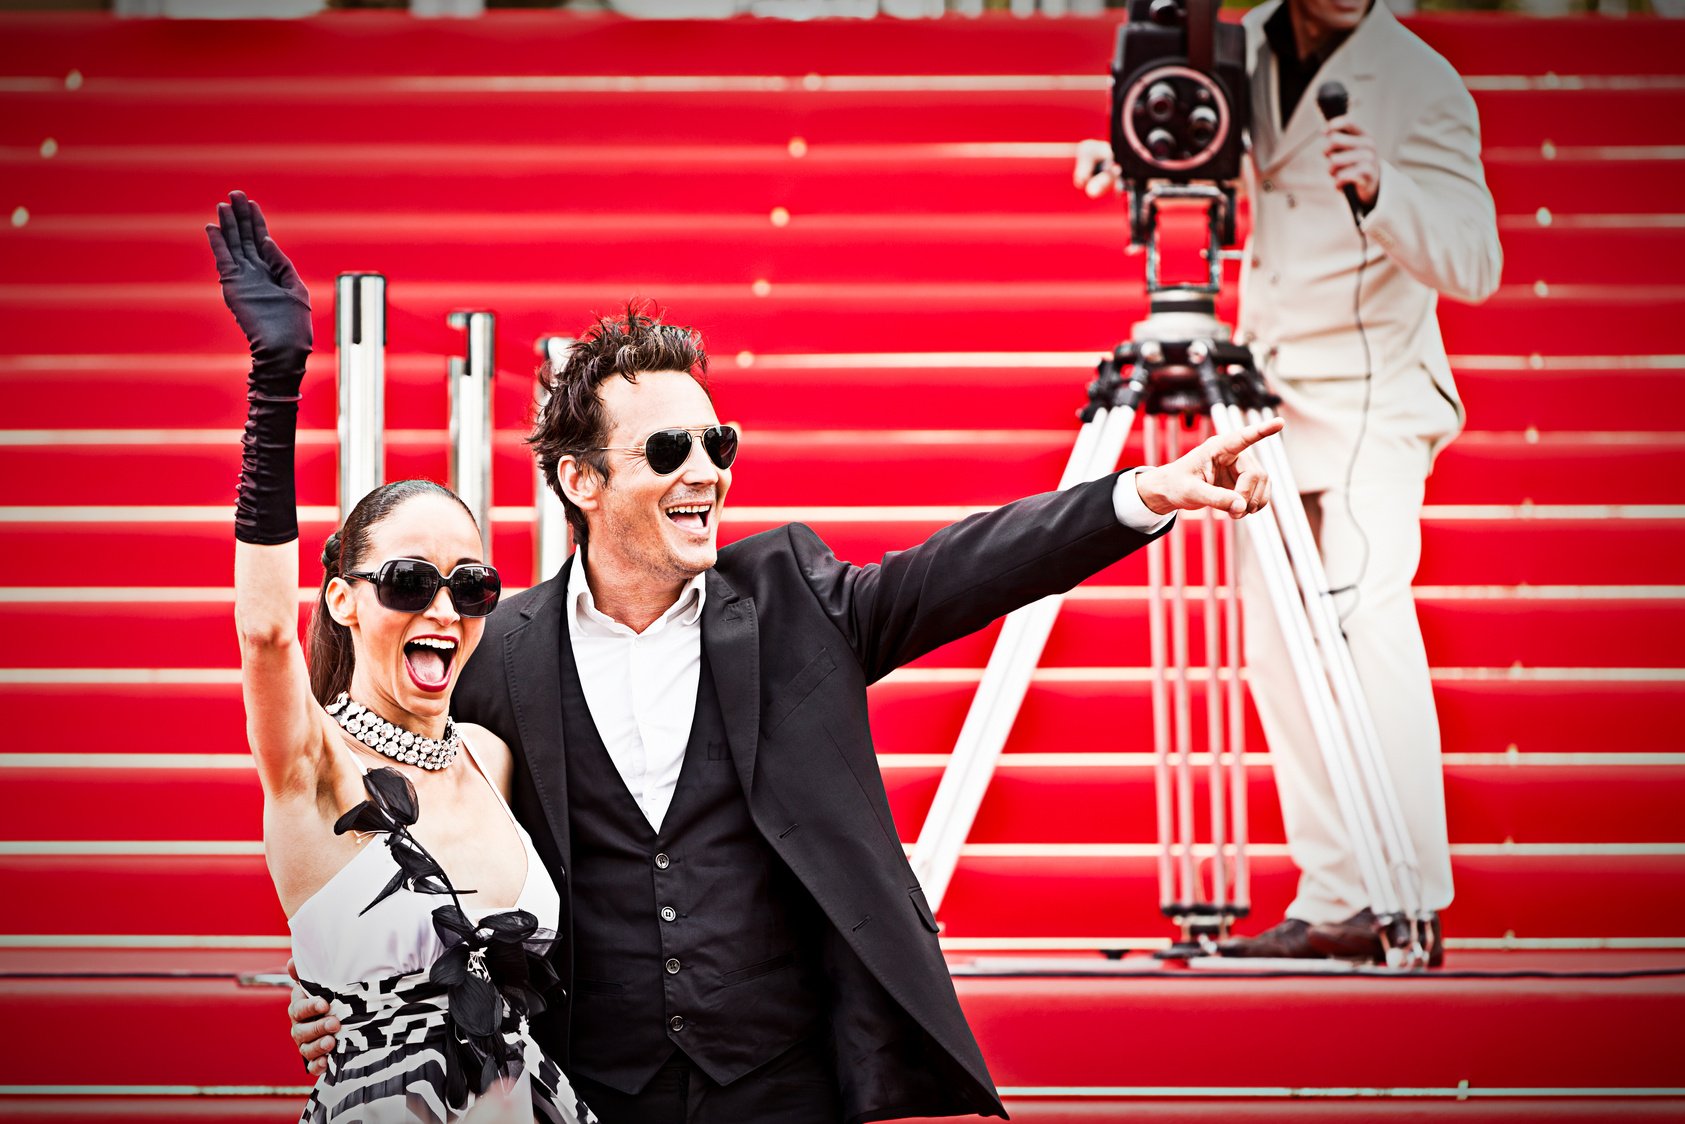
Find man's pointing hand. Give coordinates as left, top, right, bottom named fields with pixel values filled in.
left=1134, top=417, right=1284, bottom=520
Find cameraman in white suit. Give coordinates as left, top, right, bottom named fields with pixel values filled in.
left=1076, top=0, right=1501, bottom=964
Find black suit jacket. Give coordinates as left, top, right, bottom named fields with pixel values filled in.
left=452, top=471, right=1164, bottom=1123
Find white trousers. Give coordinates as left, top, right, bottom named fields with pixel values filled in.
left=1238, top=368, right=1458, bottom=924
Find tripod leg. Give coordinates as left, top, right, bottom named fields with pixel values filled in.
left=1203, top=396, right=1427, bottom=965
left=1216, top=412, right=1401, bottom=925
left=1146, top=417, right=1176, bottom=925
left=910, top=403, right=1141, bottom=913
left=1240, top=405, right=1428, bottom=957
left=1223, top=513, right=1251, bottom=919
left=1201, top=460, right=1230, bottom=931
left=1165, top=419, right=1200, bottom=929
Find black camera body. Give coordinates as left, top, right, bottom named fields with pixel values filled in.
left=1110, top=0, right=1249, bottom=189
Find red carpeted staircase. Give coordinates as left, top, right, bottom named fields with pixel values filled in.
left=2, top=9, right=1683, bottom=1121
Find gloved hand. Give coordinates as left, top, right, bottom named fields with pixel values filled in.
left=207, top=191, right=313, bottom=545
left=208, top=189, right=313, bottom=384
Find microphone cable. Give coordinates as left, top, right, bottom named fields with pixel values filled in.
left=1327, top=221, right=1374, bottom=628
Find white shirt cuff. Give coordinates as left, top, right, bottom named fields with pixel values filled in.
left=1113, top=469, right=1175, bottom=534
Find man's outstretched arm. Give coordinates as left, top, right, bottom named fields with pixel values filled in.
left=800, top=417, right=1283, bottom=682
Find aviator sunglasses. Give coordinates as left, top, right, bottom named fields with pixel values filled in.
left=595, top=424, right=739, bottom=476
left=343, top=558, right=503, bottom=618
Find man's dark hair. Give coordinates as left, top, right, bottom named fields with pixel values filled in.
left=527, top=300, right=710, bottom=548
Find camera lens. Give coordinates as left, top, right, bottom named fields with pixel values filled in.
left=1146, top=81, right=1178, bottom=123
left=1188, top=105, right=1218, bottom=146
left=1146, top=128, right=1177, bottom=160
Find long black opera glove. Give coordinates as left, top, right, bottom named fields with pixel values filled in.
left=207, top=190, right=314, bottom=546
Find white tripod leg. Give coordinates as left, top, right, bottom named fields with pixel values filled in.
left=1200, top=430, right=1230, bottom=929
left=1165, top=420, right=1200, bottom=929
left=1206, top=402, right=1402, bottom=933
left=1240, top=404, right=1427, bottom=963
left=1145, top=418, right=1177, bottom=921
left=911, top=401, right=1140, bottom=913
left=1222, top=511, right=1251, bottom=920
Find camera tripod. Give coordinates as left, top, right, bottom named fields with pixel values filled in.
left=910, top=184, right=1434, bottom=970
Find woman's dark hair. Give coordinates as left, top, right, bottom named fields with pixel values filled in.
left=307, top=478, right=479, bottom=705
left=526, top=300, right=710, bottom=548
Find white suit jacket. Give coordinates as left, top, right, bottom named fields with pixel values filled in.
left=1237, top=0, right=1503, bottom=430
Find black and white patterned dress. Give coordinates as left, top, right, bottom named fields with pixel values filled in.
left=289, top=744, right=596, bottom=1124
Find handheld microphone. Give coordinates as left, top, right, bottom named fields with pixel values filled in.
left=1315, top=80, right=1364, bottom=225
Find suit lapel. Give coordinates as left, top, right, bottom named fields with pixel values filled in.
left=1247, top=11, right=1285, bottom=170
left=701, top=568, right=761, bottom=799
left=1255, top=5, right=1384, bottom=175
left=505, top=557, right=573, bottom=876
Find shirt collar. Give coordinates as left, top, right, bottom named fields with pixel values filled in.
left=1263, top=0, right=1355, bottom=68
left=566, top=551, right=708, bottom=637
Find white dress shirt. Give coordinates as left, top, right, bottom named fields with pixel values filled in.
left=565, top=470, right=1168, bottom=831
left=567, top=560, right=708, bottom=831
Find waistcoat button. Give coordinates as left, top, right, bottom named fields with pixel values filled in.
left=670, top=1015, right=685, bottom=1032
left=666, top=958, right=681, bottom=974
left=654, top=853, right=670, bottom=870
left=660, top=906, right=677, bottom=922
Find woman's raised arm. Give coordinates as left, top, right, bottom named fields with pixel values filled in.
left=209, top=191, right=322, bottom=794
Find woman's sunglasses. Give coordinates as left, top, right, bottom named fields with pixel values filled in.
left=595, top=424, right=739, bottom=476
left=343, top=558, right=502, bottom=618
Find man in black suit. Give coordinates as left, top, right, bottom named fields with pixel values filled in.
left=293, top=305, right=1279, bottom=1122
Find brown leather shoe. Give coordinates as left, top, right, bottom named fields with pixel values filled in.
left=1307, top=909, right=1445, bottom=968
left=1305, top=908, right=1383, bottom=960
left=1215, top=918, right=1326, bottom=958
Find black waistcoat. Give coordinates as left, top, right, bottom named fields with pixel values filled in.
left=559, top=629, right=826, bottom=1096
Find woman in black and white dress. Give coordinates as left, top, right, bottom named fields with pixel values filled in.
left=210, top=190, right=595, bottom=1124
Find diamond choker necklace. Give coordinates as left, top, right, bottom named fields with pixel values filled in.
left=327, top=693, right=461, bottom=771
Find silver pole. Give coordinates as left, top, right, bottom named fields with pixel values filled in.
left=335, top=272, right=386, bottom=520
left=534, top=336, right=575, bottom=584
left=448, top=310, right=496, bottom=560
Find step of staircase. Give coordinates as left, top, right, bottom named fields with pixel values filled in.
left=3, top=506, right=1680, bottom=589
left=7, top=78, right=1682, bottom=148
left=5, top=427, right=1681, bottom=507
left=6, top=355, right=1681, bottom=435
left=2, top=9, right=1681, bottom=79
left=0, top=950, right=1678, bottom=1120
left=7, top=143, right=1681, bottom=220
left=3, top=677, right=1676, bottom=761
left=4, top=591, right=1679, bottom=671
left=4, top=852, right=1681, bottom=942
left=5, top=757, right=1680, bottom=847
left=5, top=213, right=1681, bottom=288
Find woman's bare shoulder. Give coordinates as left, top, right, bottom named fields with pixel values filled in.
left=459, top=723, right=514, bottom=797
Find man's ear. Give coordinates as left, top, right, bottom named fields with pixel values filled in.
left=559, top=455, right=602, bottom=517
left=324, top=576, right=358, bottom=628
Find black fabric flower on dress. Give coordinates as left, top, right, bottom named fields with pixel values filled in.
left=333, top=766, right=560, bottom=1109
left=430, top=905, right=560, bottom=1109
left=333, top=767, right=473, bottom=915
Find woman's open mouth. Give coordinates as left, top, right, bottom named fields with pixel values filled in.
left=403, top=636, right=458, bottom=692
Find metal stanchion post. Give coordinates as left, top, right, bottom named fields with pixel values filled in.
left=448, top=310, right=496, bottom=559
left=335, top=272, right=386, bottom=520
left=533, top=336, right=575, bottom=584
